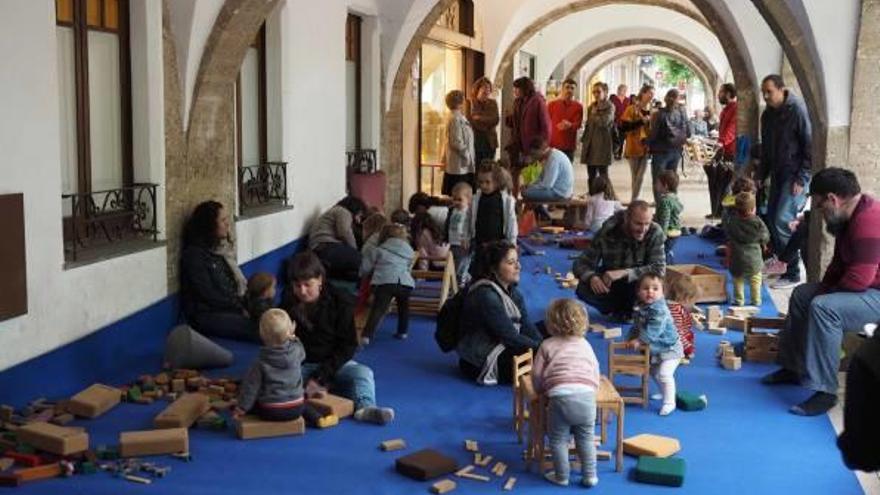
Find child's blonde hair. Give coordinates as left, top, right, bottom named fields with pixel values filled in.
left=247, top=272, right=276, bottom=297
left=665, top=275, right=700, bottom=305
left=545, top=299, right=589, bottom=337
left=362, top=212, right=388, bottom=241
left=477, top=161, right=513, bottom=192
left=259, top=308, right=295, bottom=347
left=451, top=181, right=473, bottom=200
left=379, top=223, right=409, bottom=244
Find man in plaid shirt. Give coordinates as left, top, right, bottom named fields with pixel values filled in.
left=573, top=201, right=667, bottom=320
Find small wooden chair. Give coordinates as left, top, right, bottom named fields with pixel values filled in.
left=608, top=342, right=650, bottom=408
left=512, top=350, right=534, bottom=443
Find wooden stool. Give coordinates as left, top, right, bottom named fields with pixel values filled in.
left=608, top=342, right=650, bottom=407
left=597, top=376, right=624, bottom=472
left=512, top=350, right=534, bottom=444
left=744, top=317, right=784, bottom=363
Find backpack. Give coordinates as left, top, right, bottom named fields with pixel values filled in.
left=435, top=286, right=469, bottom=353
left=658, top=109, right=688, bottom=147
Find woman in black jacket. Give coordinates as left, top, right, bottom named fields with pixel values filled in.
left=283, top=251, right=395, bottom=424
left=179, top=201, right=258, bottom=341
left=456, top=241, right=542, bottom=384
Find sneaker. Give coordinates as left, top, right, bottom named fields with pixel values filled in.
left=582, top=476, right=599, bottom=488
left=354, top=406, right=395, bottom=425
left=771, top=276, right=801, bottom=289
left=763, top=257, right=788, bottom=275
left=544, top=471, right=569, bottom=486
left=761, top=368, right=800, bottom=386
left=394, top=332, right=408, bottom=340
left=659, top=404, right=676, bottom=416
left=789, top=392, right=838, bottom=416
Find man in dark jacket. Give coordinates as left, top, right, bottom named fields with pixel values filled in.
left=759, top=74, right=812, bottom=288
left=837, top=328, right=880, bottom=472
left=573, top=201, right=666, bottom=320
left=647, top=89, right=690, bottom=205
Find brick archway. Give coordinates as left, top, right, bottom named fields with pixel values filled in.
left=562, top=39, right=719, bottom=104
left=163, top=0, right=280, bottom=288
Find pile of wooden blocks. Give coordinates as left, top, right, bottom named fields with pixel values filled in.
left=429, top=439, right=516, bottom=492
left=717, top=341, right=741, bottom=370
left=744, top=317, right=784, bottom=363
left=555, top=272, right=578, bottom=289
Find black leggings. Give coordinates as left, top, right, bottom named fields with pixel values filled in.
left=362, top=283, right=412, bottom=338
left=459, top=347, right=525, bottom=385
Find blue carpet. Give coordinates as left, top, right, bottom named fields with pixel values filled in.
left=10, top=236, right=862, bottom=494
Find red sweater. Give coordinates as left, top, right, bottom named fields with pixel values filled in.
left=548, top=99, right=583, bottom=152
left=821, top=195, right=880, bottom=292
left=610, top=95, right=629, bottom=123
left=718, top=100, right=737, bottom=159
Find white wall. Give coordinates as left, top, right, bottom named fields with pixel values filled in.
left=725, top=0, right=781, bottom=89
left=0, top=1, right=168, bottom=371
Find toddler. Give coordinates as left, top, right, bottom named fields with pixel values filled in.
left=413, top=211, right=450, bottom=271
left=626, top=273, right=683, bottom=416
left=447, top=181, right=473, bottom=284
left=724, top=192, right=770, bottom=306
left=469, top=161, right=517, bottom=277
left=654, top=170, right=683, bottom=263
left=665, top=276, right=700, bottom=360
left=360, top=224, right=416, bottom=343
left=245, top=272, right=276, bottom=323
left=532, top=299, right=600, bottom=488
left=235, top=309, right=306, bottom=421
left=583, top=175, right=622, bottom=232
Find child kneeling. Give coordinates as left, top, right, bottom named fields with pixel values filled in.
left=533, top=299, right=600, bottom=488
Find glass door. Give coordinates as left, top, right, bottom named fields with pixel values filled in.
left=419, top=41, right=463, bottom=196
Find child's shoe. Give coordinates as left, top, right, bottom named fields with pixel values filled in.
left=659, top=404, right=676, bottom=416
left=582, top=476, right=599, bottom=488
left=354, top=406, right=395, bottom=425
left=544, top=471, right=569, bottom=486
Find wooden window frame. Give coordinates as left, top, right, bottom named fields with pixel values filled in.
left=458, top=0, right=474, bottom=37
left=235, top=24, right=268, bottom=168
left=346, top=14, right=363, bottom=151
left=56, top=0, right=133, bottom=195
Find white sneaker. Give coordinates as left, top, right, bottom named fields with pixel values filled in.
left=582, top=476, right=599, bottom=488
left=659, top=404, right=676, bottom=416
left=544, top=471, right=569, bottom=486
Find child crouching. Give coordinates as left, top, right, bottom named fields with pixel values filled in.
left=533, top=299, right=600, bottom=488
left=360, top=223, right=416, bottom=344
left=235, top=309, right=306, bottom=421
left=627, top=273, right=683, bottom=416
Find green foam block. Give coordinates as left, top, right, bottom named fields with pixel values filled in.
left=676, top=391, right=707, bottom=411
left=635, top=456, right=685, bottom=487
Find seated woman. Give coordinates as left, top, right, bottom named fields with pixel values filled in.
left=283, top=251, right=395, bottom=424
left=308, top=195, right=368, bottom=281
left=180, top=201, right=258, bottom=342
left=456, top=241, right=543, bottom=384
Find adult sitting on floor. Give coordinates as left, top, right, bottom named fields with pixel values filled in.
left=457, top=241, right=542, bottom=385
left=520, top=136, right=574, bottom=203
left=762, top=168, right=880, bottom=416
left=283, top=251, right=395, bottom=424
left=308, top=195, right=368, bottom=282
left=180, top=200, right=258, bottom=342
left=572, top=201, right=666, bottom=321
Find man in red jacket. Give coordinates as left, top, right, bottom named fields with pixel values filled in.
left=763, top=168, right=880, bottom=416
left=704, top=83, right=736, bottom=218
left=547, top=79, right=583, bottom=162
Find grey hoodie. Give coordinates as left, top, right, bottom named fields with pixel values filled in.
left=360, top=237, right=416, bottom=287
left=237, top=339, right=306, bottom=411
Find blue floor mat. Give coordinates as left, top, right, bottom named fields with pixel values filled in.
left=11, top=236, right=862, bottom=494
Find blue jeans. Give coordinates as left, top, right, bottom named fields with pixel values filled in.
left=778, top=283, right=880, bottom=393
left=521, top=185, right=566, bottom=202
left=766, top=177, right=809, bottom=278
left=302, top=360, right=376, bottom=410
left=651, top=151, right=681, bottom=203
left=547, top=391, right=597, bottom=481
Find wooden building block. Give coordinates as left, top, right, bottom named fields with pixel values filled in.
left=431, top=479, right=456, bottom=494
left=623, top=434, right=681, bottom=458
left=603, top=327, right=622, bottom=339
left=380, top=439, right=406, bottom=452
left=706, top=326, right=727, bottom=335
left=475, top=455, right=492, bottom=467
left=125, top=474, right=152, bottom=484
left=395, top=449, right=458, bottom=481
left=720, top=315, right=746, bottom=331
left=721, top=355, right=742, bottom=370
left=707, top=305, right=722, bottom=325
left=17, top=422, right=88, bottom=455
left=315, top=415, right=338, bottom=429
left=306, top=394, right=354, bottom=419
left=154, top=393, right=211, bottom=429
left=459, top=472, right=491, bottom=481
left=67, top=384, right=121, bottom=418
left=596, top=450, right=612, bottom=461
left=119, top=428, right=188, bottom=457
left=171, top=379, right=186, bottom=393
left=464, top=440, right=478, bottom=452
left=667, top=265, right=728, bottom=303
left=14, top=462, right=61, bottom=483
left=589, top=323, right=606, bottom=333
left=236, top=416, right=305, bottom=440
left=491, top=462, right=507, bottom=476
left=728, top=306, right=760, bottom=318
left=50, top=413, right=74, bottom=426
left=503, top=477, right=517, bottom=490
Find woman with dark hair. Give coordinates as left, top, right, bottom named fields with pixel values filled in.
left=308, top=195, right=368, bottom=281
left=505, top=76, right=551, bottom=195
left=180, top=201, right=258, bottom=341
left=580, top=82, right=616, bottom=199
left=467, top=77, right=500, bottom=166
left=283, top=251, right=395, bottom=424
left=456, top=241, right=542, bottom=384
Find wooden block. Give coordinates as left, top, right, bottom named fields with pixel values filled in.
left=171, top=379, right=185, bottom=393
left=459, top=472, right=491, bottom=481
left=475, top=455, right=492, bottom=467
left=119, top=428, right=189, bottom=457
left=395, top=449, right=459, bottom=481
left=721, top=355, right=742, bottom=370
left=603, top=327, right=622, bottom=339
left=67, top=384, right=121, bottom=419
left=464, top=440, right=478, bottom=452
left=706, top=325, right=727, bottom=335
left=431, top=479, right=457, bottom=494
left=316, top=415, right=338, bottom=429
left=306, top=394, right=354, bottom=419
left=623, top=434, right=681, bottom=458
left=454, top=465, right=474, bottom=476
left=728, top=306, right=760, bottom=318
left=154, top=393, right=211, bottom=429
left=491, top=461, right=507, bottom=476
left=597, top=450, right=612, bottom=461
left=720, top=315, right=746, bottom=331
left=380, top=439, right=406, bottom=452
left=125, top=474, right=152, bottom=484
left=17, top=422, right=88, bottom=455
left=667, top=265, right=728, bottom=303
left=503, top=477, right=517, bottom=490
left=14, top=462, right=61, bottom=483
left=745, top=349, right=778, bottom=363
left=589, top=323, right=606, bottom=333
left=50, top=413, right=74, bottom=426
left=0, top=457, right=13, bottom=471
left=235, top=416, right=305, bottom=440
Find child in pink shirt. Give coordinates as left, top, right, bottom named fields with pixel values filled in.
left=532, top=299, right=600, bottom=488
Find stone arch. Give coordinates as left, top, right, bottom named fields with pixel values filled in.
left=163, top=0, right=280, bottom=288
left=561, top=39, right=719, bottom=101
